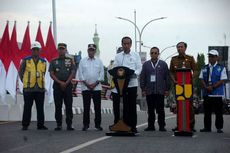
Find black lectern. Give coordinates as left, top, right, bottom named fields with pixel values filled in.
left=106, top=66, right=136, bottom=136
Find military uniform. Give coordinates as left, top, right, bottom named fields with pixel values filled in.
left=170, top=54, right=197, bottom=130
left=49, top=57, right=76, bottom=128
left=170, top=54, right=197, bottom=80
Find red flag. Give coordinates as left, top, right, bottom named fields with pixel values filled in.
left=21, top=22, right=31, bottom=58
left=35, top=21, right=45, bottom=48
left=10, top=22, right=20, bottom=69
left=45, top=23, right=58, bottom=62
left=0, top=21, right=10, bottom=72
left=0, top=21, right=10, bottom=101
left=6, top=21, right=20, bottom=98
left=35, top=22, right=46, bottom=59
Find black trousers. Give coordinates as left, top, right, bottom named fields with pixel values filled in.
left=22, top=91, right=45, bottom=127
left=203, top=96, right=223, bottom=130
left=53, top=84, right=73, bottom=127
left=112, top=92, right=120, bottom=124
left=82, top=90, right=101, bottom=127
left=146, top=94, right=165, bottom=128
left=112, top=87, right=137, bottom=129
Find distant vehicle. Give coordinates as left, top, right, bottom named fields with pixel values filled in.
left=169, top=97, right=203, bottom=114
left=223, top=99, right=230, bottom=114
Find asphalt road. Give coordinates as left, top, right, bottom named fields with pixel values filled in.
left=0, top=109, right=230, bottom=153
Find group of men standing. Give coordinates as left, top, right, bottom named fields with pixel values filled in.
left=19, top=41, right=105, bottom=131
left=19, top=36, right=228, bottom=134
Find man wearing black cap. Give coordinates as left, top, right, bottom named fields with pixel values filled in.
left=49, top=43, right=76, bottom=131
left=199, top=50, right=228, bottom=133
left=78, top=44, right=104, bottom=131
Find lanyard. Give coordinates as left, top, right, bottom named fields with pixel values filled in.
left=151, top=59, right=159, bottom=69
left=209, top=65, right=214, bottom=82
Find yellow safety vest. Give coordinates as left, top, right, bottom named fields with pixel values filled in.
left=107, top=63, right=115, bottom=89
left=23, top=57, right=46, bottom=89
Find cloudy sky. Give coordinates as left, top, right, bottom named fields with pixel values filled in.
left=0, top=0, right=230, bottom=65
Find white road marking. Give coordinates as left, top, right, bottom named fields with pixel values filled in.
left=59, top=136, right=111, bottom=153
left=60, top=115, right=176, bottom=153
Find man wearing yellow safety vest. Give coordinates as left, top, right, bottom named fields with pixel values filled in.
left=19, top=41, right=48, bottom=130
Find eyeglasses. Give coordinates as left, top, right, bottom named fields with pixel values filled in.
left=208, top=55, right=216, bottom=58
left=58, top=48, right=65, bottom=50
left=150, top=52, right=158, bottom=55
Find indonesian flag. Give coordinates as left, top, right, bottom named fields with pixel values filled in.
left=35, top=22, right=47, bottom=59
left=18, top=22, right=31, bottom=93
left=0, top=22, right=10, bottom=103
left=44, top=23, right=58, bottom=103
left=6, top=22, right=21, bottom=100
left=20, top=22, right=31, bottom=58
left=45, top=23, right=58, bottom=62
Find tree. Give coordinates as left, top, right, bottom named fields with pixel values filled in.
left=194, top=53, right=205, bottom=98
left=101, top=66, right=109, bottom=85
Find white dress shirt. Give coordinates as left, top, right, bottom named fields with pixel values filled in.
left=78, top=56, right=104, bottom=91
left=113, top=51, right=142, bottom=91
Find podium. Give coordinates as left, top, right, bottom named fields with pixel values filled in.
left=106, top=66, right=136, bottom=136
left=174, top=68, right=193, bottom=136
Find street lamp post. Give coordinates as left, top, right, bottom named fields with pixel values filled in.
left=142, top=44, right=175, bottom=53
left=164, top=52, right=178, bottom=62
left=116, top=16, right=167, bottom=52
left=160, top=45, right=176, bottom=54
left=142, top=45, right=151, bottom=49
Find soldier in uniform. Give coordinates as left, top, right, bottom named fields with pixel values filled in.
left=169, top=42, right=197, bottom=132
left=19, top=41, right=48, bottom=130
left=49, top=43, right=76, bottom=131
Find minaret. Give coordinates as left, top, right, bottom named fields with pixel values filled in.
left=93, top=24, right=100, bottom=57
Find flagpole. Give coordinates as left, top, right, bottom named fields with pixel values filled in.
left=52, top=0, right=57, bottom=45
left=14, top=20, right=18, bottom=104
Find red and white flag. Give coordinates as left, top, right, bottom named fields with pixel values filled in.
left=45, top=23, right=58, bottom=62
left=0, top=22, right=10, bottom=103
left=18, top=22, right=31, bottom=93
left=21, top=22, right=31, bottom=58
left=6, top=21, right=21, bottom=100
left=35, top=22, right=47, bottom=59
left=44, top=23, right=58, bottom=103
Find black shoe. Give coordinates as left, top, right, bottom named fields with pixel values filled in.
left=144, top=127, right=155, bottom=131
left=131, top=128, right=139, bottom=133
left=95, top=126, right=103, bottom=131
left=217, top=129, right=223, bottom=133
left=82, top=126, right=89, bottom=131
left=37, top=126, right=48, bottom=130
left=172, top=127, right=178, bottom=131
left=22, top=126, right=28, bottom=131
left=200, top=128, right=211, bottom=132
left=109, top=124, right=114, bottom=130
left=159, top=127, right=167, bottom=132
left=67, top=126, right=75, bottom=131
left=191, top=128, right=196, bottom=132
left=54, top=126, right=62, bottom=131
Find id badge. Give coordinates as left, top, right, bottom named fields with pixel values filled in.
left=150, top=75, right=156, bottom=82
left=36, top=72, right=40, bottom=78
